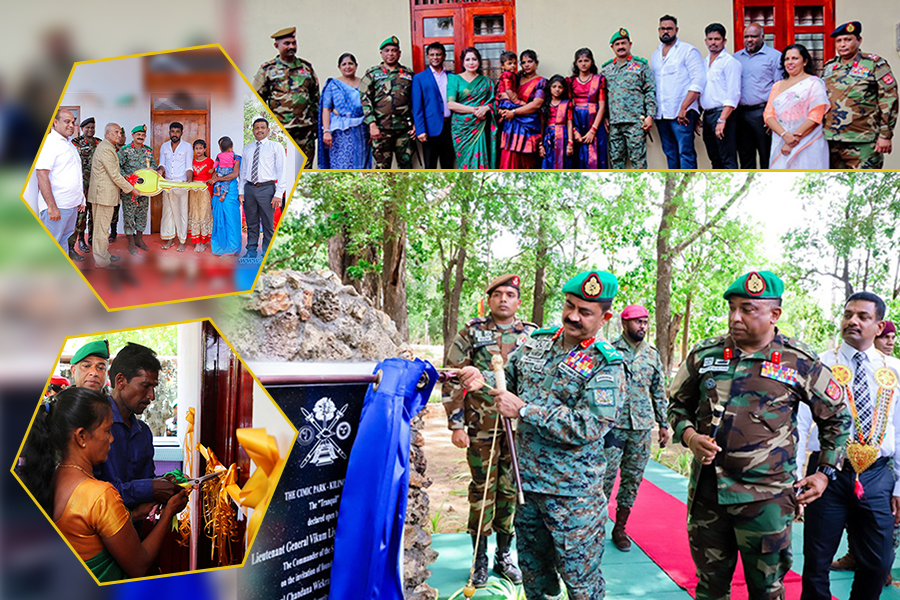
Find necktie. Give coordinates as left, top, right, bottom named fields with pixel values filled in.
left=251, top=141, right=261, bottom=184
left=852, top=351, right=872, bottom=437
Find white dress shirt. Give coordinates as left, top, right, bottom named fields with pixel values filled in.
left=701, top=51, right=742, bottom=110
left=239, top=138, right=286, bottom=197
left=159, top=140, right=193, bottom=182
left=35, top=129, right=84, bottom=211
left=431, top=66, right=450, bottom=118
left=651, top=39, right=706, bottom=119
left=797, top=342, right=900, bottom=495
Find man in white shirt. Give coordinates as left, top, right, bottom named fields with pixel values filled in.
left=157, top=121, right=192, bottom=252
left=239, top=118, right=285, bottom=259
left=700, top=23, right=742, bottom=169
left=797, top=292, right=900, bottom=600
left=35, top=109, right=85, bottom=249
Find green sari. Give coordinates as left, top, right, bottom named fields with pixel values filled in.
left=448, top=73, right=498, bottom=169
left=85, top=548, right=127, bottom=582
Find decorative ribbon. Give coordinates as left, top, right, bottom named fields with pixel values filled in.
left=198, top=444, right=239, bottom=566
left=235, top=428, right=285, bottom=547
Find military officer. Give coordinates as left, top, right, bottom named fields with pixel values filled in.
left=359, top=36, right=416, bottom=169
left=69, top=116, right=99, bottom=259
left=668, top=270, right=850, bottom=600
left=459, top=270, right=626, bottom=600
left=117, top=125, right=157, bottom=255
left=443, top=274, right=536, bottom=587
left=252, top=26, right=319, bottom=169
left=602, top=28, right=657, bottom=169
left=603, top=304, right=669, bottom=552
left=823, top=21, right=898, bottom=169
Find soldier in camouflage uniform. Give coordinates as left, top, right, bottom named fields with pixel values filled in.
left=668, top=270, right=850, bottom=600
left=602, top=28, right=657, bottom=169
left=460, top=270, right=626, bottom=600
left=359, top=36, right=415, bottom=169
left=443, top=273, right=536, bottom=587
left=823, top=21, right=898, bottom=169
left=252, top=26, right=319, bottom=169
left=117, top=125, right=156, bottom=255
left=603, top=304, right=669, bottom=552
left=68, top=116, right=98, bottom=259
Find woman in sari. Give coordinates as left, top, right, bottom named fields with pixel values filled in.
left=498, top=49, right=546, bottom=169
left=318, top=53, right=372, bottom=169
left=17, top=387, right=188, bottom=582
left=187, top=139, right=214, bottom=252
left=568, top=48, right=608, bottom=168
left=764, top=44, right=830, bottom=169
left=446, top=47, right=498, bottom=169
left=208, top=136, right=242, bottom=257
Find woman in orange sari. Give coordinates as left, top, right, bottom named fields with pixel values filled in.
left=498, top=49, right=547, bottom=169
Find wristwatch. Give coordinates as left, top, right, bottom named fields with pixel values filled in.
left=518, top=404, right=528, bottom=419
left=816, top=464, right=837, bottom=482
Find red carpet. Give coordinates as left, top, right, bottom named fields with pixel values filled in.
left=608, top=476, right=833, bottom=600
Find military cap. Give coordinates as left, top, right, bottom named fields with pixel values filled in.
left=562, top=271, right=618, bottom=302
left=50, top=375, right=69, bottom=386
left=486, top=274, right=520, bottom=295
left=271, top=26, right=296, bottom=40
left=380, top=36, right=401, bottom=50
left=71, top=340, right=110, bottom=365
left=610, top=28, right=630, bottom=44
left=621, top=304, right=649, bottom=320
left=131, top=124, right=146, bottom=134
left=80, top=117, right=95, bottom=127
left=879, top=320, right=896, bottom=337
left=831, top=21, right=862, bottom=38
left=723, top=270, right=784, bottom=300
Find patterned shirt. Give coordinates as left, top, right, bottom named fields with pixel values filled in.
left=253, top=55, right=320, bottom=131
left=823, top=50, right=898, bottom=142
left=612, top=335, right=667, bottom=430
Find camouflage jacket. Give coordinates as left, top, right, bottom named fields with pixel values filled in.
left=823, top=51, right=898, bottom=142
left=668, top=331, right=850, bottom=508
left=485, top=326, right=626, bottom=497
left=71, top=135, right=99, bottom=190
left=601, top=55, right=657, bottom=124
left=359, top=62, right=414, bottom=130
left=612, top=335, right=667, bottom=430
left=252, top=56, right=320, bottom=131
left=442, top=316, right=537, bottom=439
left=118, top=142, right=157, bottom=198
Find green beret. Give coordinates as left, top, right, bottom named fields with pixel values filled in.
left=562, top=271, right=618, bottom=302
left=131, top=124, right=146, bottom=134
left=723, top=271, right=784, bottom=300
left=71, top=340, right=110, bottom=366
left=610, top=27, right=630, bottom=44
left=380, top=36, right=400, bottom=50
left=271, top=26, right=296, bottom=40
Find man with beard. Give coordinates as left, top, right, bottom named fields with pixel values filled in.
left=443, top=274, right=536, bottom=587
left=88, top=123, right=135, bottom=269
left=651, top=14, right=706, bottom=168
left=69, top=340, right=110, bottom=392
left=93, top=343, right=179, bottom=513
left=734, top=24, right=781, bottom=169
left=35, top=109, right=84, bottom=249
left=117, top=125, right=157, bottom=255
left=70, top=116, right=98, bottom=256
left=669, top=271, right=849, bottom=600
left=603, top=304, right=669, bottom=552
left=158, top=122, right=192, bottom=251
left=459, top=270, right=625, bottom=600
left=798, top=292, right=900, bottom=599
left=360, top=36, right=416, bottom=169
left=700, top=23, right=742, bottom=169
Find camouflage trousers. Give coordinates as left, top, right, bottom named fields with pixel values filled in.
left=120, top=193, right=149, bottom=235
left=608, top=123, right=648, bottom=169
left=828, top=141, right=884, bottom=169
left=516, top=491, right=607, bottom=600
left=688, top=468, right=794, bottom=600
left=67, top=201, right=89, bottom=246
left=372, top=127, right=413, bottom=169
left=467, top=434, right=517, bottom=536
left=602, top=428, right=652, bottom=509
left=285, top=126, right=316, bottom=169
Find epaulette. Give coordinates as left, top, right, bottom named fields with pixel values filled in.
left=465, top=317, right=488, bottom=327
left=633, top=56, right=648, bottom=64
left=782, top=337, right=819, bottom=360
left=521, top=320, right=538, bottom=331
left=261, top=58, right=279, bottom=68
left=865, top=53, right=881, bottom=62
left=143, top=145, right=153, bottom=150
left=696, top=335, right=726, bottom=350
left=601, top=58, right=614, bottom=67
left=594, top=339, right=623, bottom=364
left=532, top=327, right=557, bottom=336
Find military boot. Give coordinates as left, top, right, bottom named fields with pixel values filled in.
left=492, top=531, right=522, bottom=584
left=134, top=231, right=149, bottom=251
left=78, top=233, right=89, bottom=253
left=126, top=234, right=137, bottom=255
left=612, top=506, right=632, bottom=552
left=471, top=534, right=489, bottom=588
left=67, top=238, right=84, bottom=262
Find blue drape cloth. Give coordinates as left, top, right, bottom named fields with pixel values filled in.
left=328, top=358, right=437, bottom=600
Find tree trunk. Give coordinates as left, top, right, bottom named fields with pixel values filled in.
left=326, top=226, right=348, bottom=280
left=680, top=290, right=692, bottom=365
left=655, top=175, right=679, bottom=372
left=441, top=209, right=469, bottom=365
left=532, top=215, right=548, bottom=326
left=382, top=185, right=408, bottom=341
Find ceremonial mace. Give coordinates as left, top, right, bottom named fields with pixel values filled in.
left=491, top=355, right=526, bottom=505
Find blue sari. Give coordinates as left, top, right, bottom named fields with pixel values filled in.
left=317, top=78, right=372, bottom=169
left=211, top=154, right=242, bottom=256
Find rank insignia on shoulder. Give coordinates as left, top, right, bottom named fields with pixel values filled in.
left=883, top=73, right=895, bottom=85
left=825, top=379, right=842, bottom=401
left=760, top=361, right=799, bottom=386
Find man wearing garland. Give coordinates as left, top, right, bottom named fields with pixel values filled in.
left=798, top=291, right=900, bottom=599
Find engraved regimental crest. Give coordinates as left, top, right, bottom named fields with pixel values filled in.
left=745, top=272, right=765, bottom=296
left=582, top=273, right=603, bottom=298
left=298, top=397, right=353, bottom=468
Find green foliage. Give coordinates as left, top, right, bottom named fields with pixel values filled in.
left=74, top=326, right=178, bottom=357
left=243, top=96, right=289, bottom=149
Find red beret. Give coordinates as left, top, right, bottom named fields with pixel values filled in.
left=621, top=304, right=649, bottom=320
left=879, top=321, right=896, bottom=337
left=50, top=375, right=69, bottom=386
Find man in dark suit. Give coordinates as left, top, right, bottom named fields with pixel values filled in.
left=412, top=42, right=455, bottom=169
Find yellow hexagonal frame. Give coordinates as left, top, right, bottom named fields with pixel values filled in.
left=9, top=317, right=298, bottom=585
left=19, top=44, right=307, bottom=311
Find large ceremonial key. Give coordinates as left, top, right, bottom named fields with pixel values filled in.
left=128, top=168, right=209, bottom=197
left=492, top=354, right=526, bottom=505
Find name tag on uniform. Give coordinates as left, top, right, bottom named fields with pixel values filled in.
left=520, top=355, right=546, bottom=372
left=699, top=357, right=731, bottom=374
left=760, top=361, right=799, bottom=386
left=559, top=351, right=595, bottom=378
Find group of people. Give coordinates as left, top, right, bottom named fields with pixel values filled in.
left=18, top=340, right=186, bottom=581
left=444, top=269, right=900, bottom=600
left=252, top=18, right=896, bottom=171
left=36, top=112, right=288, bottom=268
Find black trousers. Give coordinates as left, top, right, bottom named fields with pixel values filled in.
left=701, top=107, right=739, bottom=169
left=735, top=104, right=771, bottom=169
left=421, top=117, right=455, bottom=169
left=801, top=454, right=894, bottom=600
left=243, top=181, right=276, bottom=255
